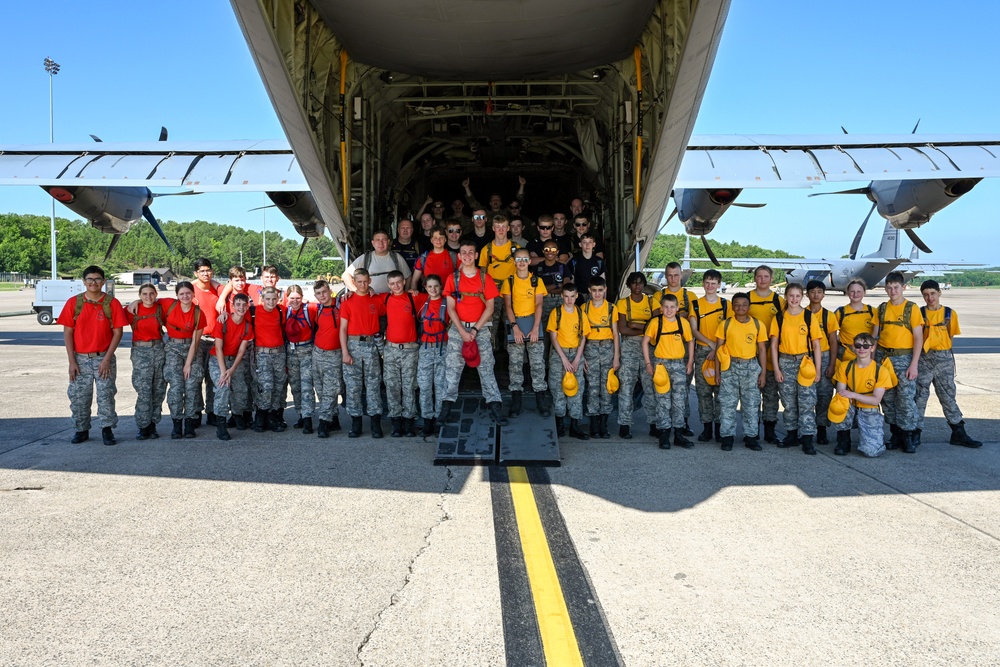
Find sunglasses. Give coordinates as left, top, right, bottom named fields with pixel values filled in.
left=543, top=248, right=559, bottom=252
left=854, top=343, right=873, bottom=350
left=574, top=223, right=588, bottom=228
left=509, top=204, right=520, bottom=209
left=447, top=228, right=462, bottom=233
left=473, top=214, right=487, bottom=220
left=514, top=257, right=531, bottom=263
left=537, top=225, right=553, bottom=230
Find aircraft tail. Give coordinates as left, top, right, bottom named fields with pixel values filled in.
left=864, top=222, right=901, bottom=259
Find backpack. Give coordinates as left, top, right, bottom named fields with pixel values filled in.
left=651, top=315, right=690, bottom=346
left=285, top=305, right=313, bottom=341
left=844, top=358, right=883, bottom=399
left=722, top=316, right=761, bottom=340
left=920, top=306, right=952, bottom=335
left=313, top=300, right=341, bottom=334
left=554, top=304, right=584, bottom=334
left=661, top=287, right=693, bottom=313
left=835, top=304, right=875, bottom=323
left=774, top=307, right=814, bottom=345
left=221, top=314, right=251, bottom=341
left=362, top=250, right=404, bottom=276
left=877, top=301, right=915, bottom=332
left=73, top=293, right=114, bottom=327
left=165, top=300, right=204, bottom=336
left=486, top=240, right=517, bottom=268
left=453, top=268, right=488, bottom=304
left=383, top=292, right=419, bottom=333
left=507, top=273, right=539, bottom=295
left=691, top=297, right=728, bottom=322
left=130, top=301, right=164, bottom=332
left=750, top=291, right=782, bottom=314
left=583, top=301, right=612, bottom=331
left=419, top=298, right=449, bottom=344
left=624, top=294, right=657, bottom=326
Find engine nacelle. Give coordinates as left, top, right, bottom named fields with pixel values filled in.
left=43, top=185, right=152, bottom=234
left=871, top=178, right=981, bottom=229
left=673, top=187, right=742, bottom=236
left=267, top=191, right=326, bottom=239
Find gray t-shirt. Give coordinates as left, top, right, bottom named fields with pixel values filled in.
left=344, top=251, right=412, bottom=294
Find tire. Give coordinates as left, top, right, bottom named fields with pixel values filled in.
left=36, top=309, right=54, bottom=325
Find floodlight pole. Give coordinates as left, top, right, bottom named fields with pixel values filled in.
left=262, top=193, right=267, bottom=267
left=45, top=57, right=60, bottom=279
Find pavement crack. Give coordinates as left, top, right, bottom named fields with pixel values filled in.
left=356, top=465, right=455, bottom=666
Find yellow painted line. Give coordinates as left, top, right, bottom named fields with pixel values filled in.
left=508, top=466, right=584, bottom=667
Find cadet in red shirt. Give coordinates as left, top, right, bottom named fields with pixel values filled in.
left=210, top=292, right=254, bottom=440
left=438, top=241, right=506, bottom=425
left=311, top=279, right=344, bottom=437
left=416, top=274, right=450, bottom=436
left=383, top=270, right=428, bottom=437
left=125, top=283, right=167, bottom=441
left=190, top=258, right=222, bottom=426
left=252, top=286, right=288, bottom=433
left=284, top=285, right=317, bottom=434
left=161, top=281, right=207, bottom=439
left=58, top=265, right=128, bottom=446
left=339, top=268, right=387, bottom=438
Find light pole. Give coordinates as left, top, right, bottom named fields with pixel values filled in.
left=44, top=57, right=59, bottom=279
left=261, top=193, right=267, bottom=267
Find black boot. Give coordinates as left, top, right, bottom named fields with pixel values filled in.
left=714, top=422, right=722, bottom=442
left=370, top=416, right=384, bottom=439
left=171, top=419, right=184, bottom=439
left=589, top=416, right=599, bottom=438
left=912, top=428, right=922, bottom=448
left=744, top=435, right=762, bottom=451
left=834, top=430, right=851, bottom=456
left=405, top=418, right=417, bottom=437
left=569, top=419, right=589, bottom=440
left=102, top=427, right=117, bottom=446
left=599, top=415, right=611, bottom=439
left=886, top=424, right=901, bottom=450
left=658, top=428, right=672, bottom=449
left=422, top=417, right=437, bottom=437
left=509, top=391, right=523, bottom=417
left=720, top=436, right=734, bottom=451
left=184, top=418, right=197, bottom=439
left=682, top=420, right=695, bottom=437
left=206, top=412, right=217, bottom=427
left=619, top=424, right=633, bottom=439
left=556, top=416, right=566, bottom=437
left=276, top=407, right=287, bottom=428
left=649, top=424, right=660, bottom=437
left=779, top=429, right=798, bottom=448
left=348, top=416, right=363, bottom=438
left=801, top=434, right=816, bottom=455
left=293, top=416, right=306, bottom=429
left=329, top=413, right=342, bottom=431
left=536, top=392, right=552, bottom=418
left=674, top=429, right=694, bottom=449
left=269, top=410, right=287, bottom=433
left=301, top=417, right=313, bottom=435
left=317, top=420, right=329, bottom=439
left=816, top=425, right=828, bottom=445
left=950, top=421, right=983, bottom=448
left=243, top=411, right=254, bottom=428
left=763, top=421, right=779, bottom=444
left=194, top=413, right=203, bottom=427
left=698, top=423, right=713, bottom=442
left=252, top=410, right=267, bottom=433
left=136, top=423, right=149, bottom=441
left=217, top=422, right=231, bottom=441
left=438, top=400, right=454, bottom=423
left=227, top=415, right=237, bottom=428
left=901, top=430, right=917, bottom=454
left=148, top=423, right=160, bottom=439
left=391, top=417, right=403, bottom=438
left=489, top=403, right=508, bottom=426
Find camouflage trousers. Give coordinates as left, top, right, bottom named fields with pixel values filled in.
left=344, top=339, right=383, bottom=417
left=584, top=340, right=616, bottom=416
left=777, top=354, right=817, bottom=435
left=815, top=351, right=833, bottom=429
left=651, top=357, right=688, bottom=429
left=194, top=337, right=216, bottom=417
left=761, top=368, right=781, bottom=422
left=69, top=352, right=118, bottom=431
left=836, top=405, right=885, bottom=457
left=693, top=345, right=721, bottom=424
left=549, top=347, right=585, bottom=420
left=490, top=295, right=508, bottom=351
left=130, top=342, right=166, bottom=428
left=384, top=343, right=419, bottom=419
left=617, top=335, right=656, bottom=427
left=443, top=325, right=502, bottom=404
left=719, top=358, right=762, bottom=439
left=540, top=295, right=562, bottom=362
left=165, top=338, right=204, bottom=420
left=916, top=349, right=963, bottom=429
left=253, top=346, right=288, bottom=412
left=287, top=343, right=315, bottom=418
left=418, top=344, right=448, bottom=419
left=876, top=351, right=918, bottom=430
left=210, top=354, right=250, bottom=419
left=312, top=347, right=344, bottom=422
left=508, top=329, right=547, bottom=393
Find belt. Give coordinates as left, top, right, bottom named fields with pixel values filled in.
left=879, top=346, right=913, bottom=357
left=132, top=340, right=162, bottom=347
left=201, top=335, right=216, bottom=342
left=256, top=345, right=284, bottom=354
left=288, top=341, right=313, bottom=350
left=387, top=342, right=419, bottom=349
left=779, top=352, right=806, bottom=360
left=731, top=356, right=757, bottom=362
left=460, top=321, right=489, bottom=330
left=348, top=335, right=377, bottom=342
left=76, top=351, right=107, bottom=358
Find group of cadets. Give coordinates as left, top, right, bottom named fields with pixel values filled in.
left=59, top=198, right=983, bottom=455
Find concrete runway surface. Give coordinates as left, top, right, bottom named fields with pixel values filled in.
left=1, top=286, right=998, bottom=666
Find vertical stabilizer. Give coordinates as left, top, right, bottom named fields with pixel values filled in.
left=864, top=222, right=900, bottom=259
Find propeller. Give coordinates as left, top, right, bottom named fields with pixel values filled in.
left=297, top=238, right=309, bottom=260
left=849, top=202, right=877, bottom=260
left=104, top=234, right=122, bottom=260
left=904, top=228, right=932, bottom=254
left=657, top=207, right=678, bottom=234
left=701, top=235, right=720, bottom=266
left=911, top=118, right=921, bottom=134
left=159, top=126, right=168, bottom=141
left=808, top=187, right=871, bottom=198
left=90, top=134, right=103, bottom=142
left=141, top=205, right=175, bottom=253
left=732, top=202, right=766, bottom=209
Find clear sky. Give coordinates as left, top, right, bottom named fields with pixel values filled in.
left=1, top=0, right=998, bottom=263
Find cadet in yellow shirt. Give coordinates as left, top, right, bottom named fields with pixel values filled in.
left=615, top=272, right=661, bottom=439
left=834, top=333, right=894, bottom=457
left=872, top=271, right=923, bottom=453
left=643, top=294, right=694, bottom=449
left=660, top=261, right=698, bottom=437
left=769, top=283, right=823, bottom=455
left=834, top=279, right=875, bottom=362
left=748, top=265, right=786, bottom=443
left=915, top=279, right=981, bottom=448
left=479, top=215, right=517, bottom=351
left=806, top=280, right=840, bottom=445
left=582, top=277, right=620, bottom=438
left=716, top=293, right=769, bottom=451
left=691, top=269, right=729, bottom=443
left=547, top=283, right=591, bottom=439
left=502, top=247, right=549, bottom=418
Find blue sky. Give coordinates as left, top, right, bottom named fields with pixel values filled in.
left=1, top=0, right=998, bottom=263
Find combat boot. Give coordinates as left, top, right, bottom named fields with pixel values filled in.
left=205, top=412, right=217, bottom=427
left=252, top=411, right=267, bottom=433
left=329, top=413, right=342, bottom=431
left=720, top=436, right=734, bottom=451
left=171, top=419, right=184, bottom=439
left=216, top=422, right=231, bottom=441
left=698, top=423, right=713, bottom=442
left=301, top=417, right=313, bottom=435
left=714, top=422, right=721, bottom=442
left=148, top=423, right=160, bottom=439
left=949, top=421, right=983, bottom=448
left=674, top=429, right=694, bottom=449
left=243, top=411, right=254, bottom=428
left=763, top=421, right=780, bottom=444
left=348, top=416, right=363, bottom=438
left=102, top=427, right=117, bottom=446
left=555, top=416, right=566, bottom=437
left=227, top=415, right=237, bottom=428
left=317, top=420, right=330, bottom=439
left=569, top=419, right=589, bottom=440
left=536, top=392, right=552, bottom=418
left=438, top=400, right=454, bottom=423
left=886, top=424, right=901, bottom=450
left=589, top=416, right=599, bottom=438
left=816, top=425, right=829, bottom=444
left=649, top=424, right=660, bottom=437
left=422, top=417, right=437, bottom=437
left=509, top=391, right=523, bottom=417
left=136, top=424, right=149, bottom=441
left=834, top=430, right=852, bottom=456
left=778, top=429, right=798, bottom=448
left=269, top=410, right=287, bottom=433
left=488, top=403, right=508, bottom=426
left=801, top=434, right=816, bottom=455
left=405, top=418, right=417, bottom=437
left=233, top=413, right=247, bottom=431
left=682, top=420, right=695, bottom=437
left=599, top=415, right=611, bottom=439
left=293, top=416, right=306, bottom=429
left=912, top=428, right=922, bottom=448
left=276, top=407, right=287, bottom=428
left=370, top=416, right=384, bottom=439
left=658, top=428, right=672, bottom=449
left=901, top=430, right=918, bottom=454
left=390, top=417, right=403, bottom=438
left=619, top=424, right=633, bottom=439
left=183, top=418, right=197, bottom=439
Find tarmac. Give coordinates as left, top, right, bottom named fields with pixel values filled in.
left=1, top=286, right=998, bottom=666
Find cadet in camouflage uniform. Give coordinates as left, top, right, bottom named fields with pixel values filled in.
left=251, top=286, right=289, bottom=432
left=582, top=277, right=619, bottom=437
left=547, top=284, right=590, bottom=438
left=383, top=272, right=421, bottom=436
left=690, top=270, right=729, bottom=442
left=209, top=293, right=254, bottom=439
left=163, top=282, right=207, bottom=438
left=310, top=280, right=344, bottom=438
left=747, top=266, right=786, bottom=444
left=127, top=283, right=167, bottom=440
left=283, top=285, right=316, bottom=431
left=834, top=333, right=892, bottom=457
left=770, top=284, right=822, bottom=454
left=716, top=293, right=769, bottom=450
left=416, top=275, right=450, bottom=435
left=339, top=269, right=386, bottom=437
left=615, top=272, right=660, bottom=438
left=57, top=265, right=128, bottom=445
left=502, top=248, right=549, bottom=416
left=806, top=280, right=839, bottom=445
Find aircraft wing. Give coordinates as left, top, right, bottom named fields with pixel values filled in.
left=899, top=261, right=986, bottom=276
left=0, top=140, right=306, bottom=191
left=725, top=259, right=837, bottom=271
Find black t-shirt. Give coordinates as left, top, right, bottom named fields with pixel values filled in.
left=571, top=234, right=605, bottom=256
left=392, top=238, right=424, bottom=270
left=532, top=262, right=568, bottom=293
left=527, top=235, right=573, bottom=258
left=570, top=252, right=605, bottom=292
left=461, top=230, right=494, bottom=254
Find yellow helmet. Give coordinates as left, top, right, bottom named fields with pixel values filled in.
left=797, top=356, right=817, bottom=386
left=606, top=368, right=620, bottom=394
left=653, top=364, right=671, bottom=394
left=562, top=371, right=579, bottom=397
left=716, top=343, right=731, bottom=371
left=702, top=358, right=719, bottom=386
left=827, top=393, right=850, bottom=424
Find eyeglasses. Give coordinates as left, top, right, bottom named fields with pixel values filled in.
left=83, top=277, right=104, bottom=283
left=473, top=214, right=487, bottom=220
left=854, top=343, right=873, bottom=350
left=447, top=228, right=462, bottom=234
left=514, top=257, right=531, bottom=263
left=537, top=225, right=553, bottom=230
left=574, top=223, right=588, bottom=228
left=543, top=248, right=559, bottom=253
